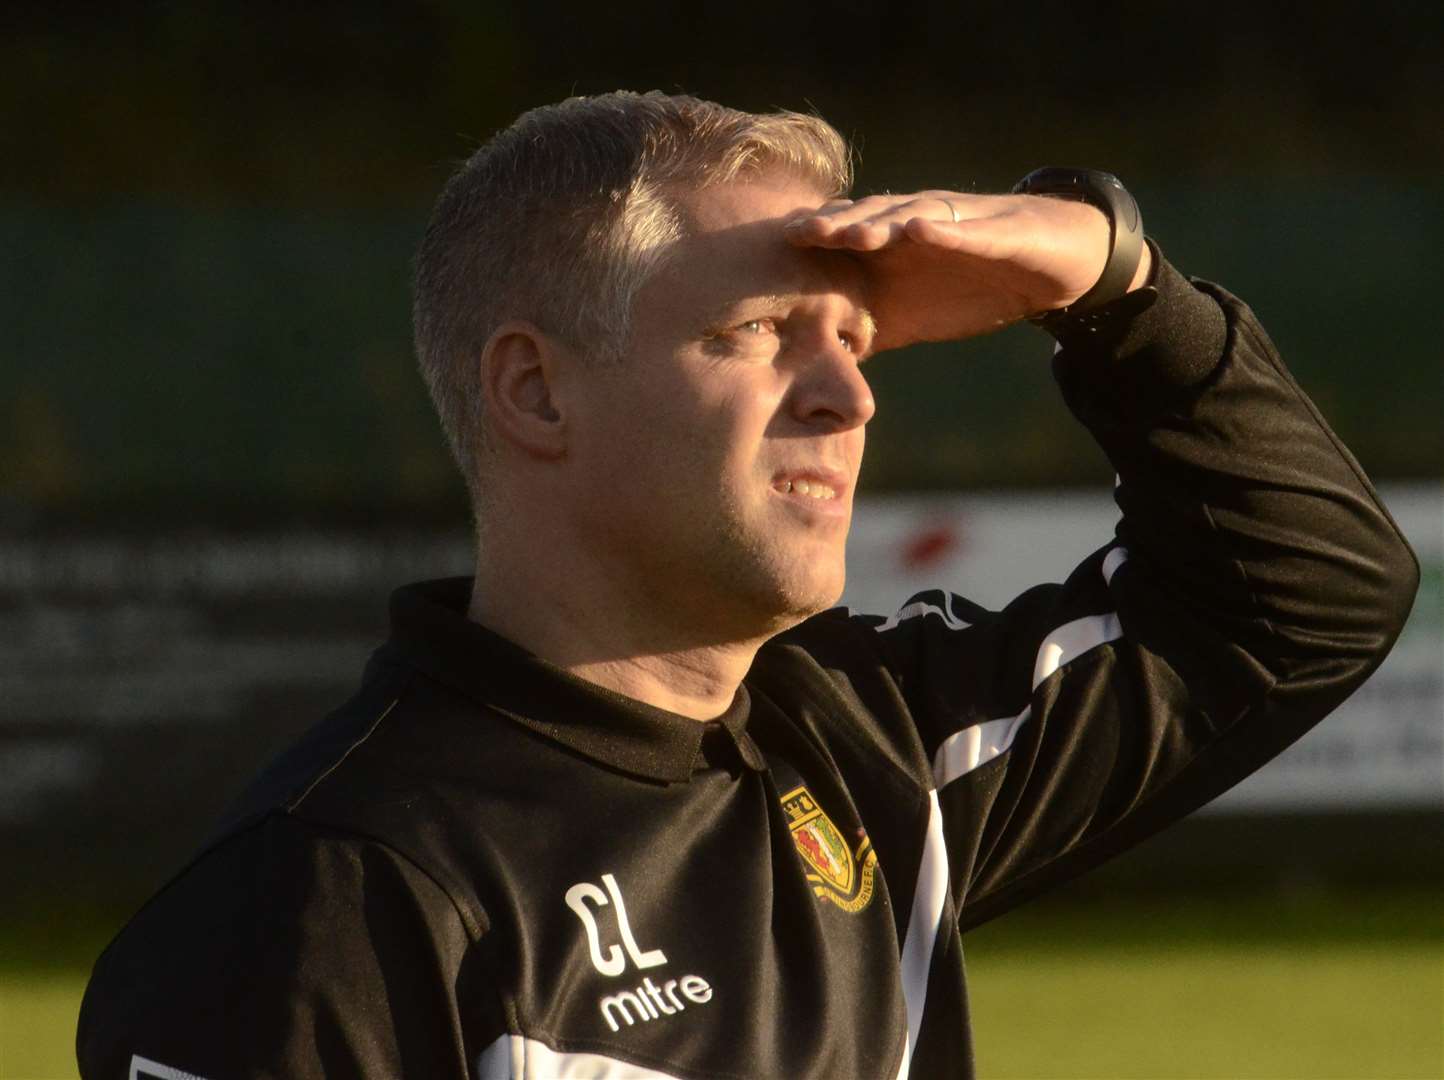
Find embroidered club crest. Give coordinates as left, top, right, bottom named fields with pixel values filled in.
left=780, top=785, right=878, bottom=913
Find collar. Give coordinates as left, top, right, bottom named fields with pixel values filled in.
left=383, top=578, right=766, bottom=784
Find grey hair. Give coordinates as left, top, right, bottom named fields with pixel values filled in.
left=411, top=91, right=853, bottom=506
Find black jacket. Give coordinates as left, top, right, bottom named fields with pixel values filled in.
left=77, top=257, right=1418, bottom=1079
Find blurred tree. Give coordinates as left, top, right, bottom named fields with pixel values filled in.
left=1, top=1, right=1438, bottom=514
left=2, top=1, right=1439, bottom=204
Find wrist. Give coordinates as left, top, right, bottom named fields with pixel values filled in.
left=1011, top=167, right=1146, bottom=325
left=1050, top=247, right=1230, bottom=431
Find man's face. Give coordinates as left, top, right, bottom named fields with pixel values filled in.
left=567, top=176, right=877, bottom=640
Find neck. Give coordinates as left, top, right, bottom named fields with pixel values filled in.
left=469, top=536, right=776, bottom=722
left=566, top=649, right=752, bottom=721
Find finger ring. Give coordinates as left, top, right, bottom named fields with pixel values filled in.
left=941, top=197, right=960, bottom=223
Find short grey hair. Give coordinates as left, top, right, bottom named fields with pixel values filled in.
left=412, top=91, right=853, bottom=505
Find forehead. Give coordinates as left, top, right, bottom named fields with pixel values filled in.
left=645, top=177, right=865, bottom=317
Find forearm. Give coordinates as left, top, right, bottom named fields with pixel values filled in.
left=1053, top=251, right=1419, bottom=724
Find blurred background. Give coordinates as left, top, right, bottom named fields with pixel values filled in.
left=1, top=2, right=1440, bottom=1077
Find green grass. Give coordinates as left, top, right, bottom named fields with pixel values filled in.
left=2, top=891, right=1440, bottom=1079
left=969, top=941, right=1441, bottom=1079
left=0, top=973, right=85, bottom=1080
left=966, top=889, right=1444, bottom=1080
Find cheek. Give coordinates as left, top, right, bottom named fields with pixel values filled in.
left=586, top=364, right=783, bottom=495
left=574, top=376, right=679, bottom=474
left=666, top=378, right=775, bottom=462
left=719, top=378, right=785, bottom=446
left=715, top=406, right=781, bottom=491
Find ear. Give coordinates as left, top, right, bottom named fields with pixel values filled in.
left=480, top=321, right=572, bottom=460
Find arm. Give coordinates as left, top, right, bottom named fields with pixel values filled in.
left=76, top=816, right=500, bottom=1079
left=785, top=186, right=1152, bottom=349
left=793, top=186, right=1419, bottom=922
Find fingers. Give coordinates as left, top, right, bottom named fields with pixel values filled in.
left=785, top=192, right=1009, bottom=251
left=785, top=194, right=942, bottom=249
left=900, top=215, right=1007, bottom=256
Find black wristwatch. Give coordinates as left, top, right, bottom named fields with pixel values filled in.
left=1011, top=167, right=1146, bottom=331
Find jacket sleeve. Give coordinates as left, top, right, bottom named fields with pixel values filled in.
left=862, top=253, right=1419, bottom=928
left=76, top=814, right=504, bottom=1079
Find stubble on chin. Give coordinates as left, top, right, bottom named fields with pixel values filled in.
left=705, top=513, right=848, bottom=633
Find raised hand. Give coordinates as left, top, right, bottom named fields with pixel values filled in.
left=784, top=190, right=1151, bottom=352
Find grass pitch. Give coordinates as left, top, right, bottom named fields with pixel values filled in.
left=965, top=888, right=1443, bottom=1079
left=2, top=889, right=1439, bottom=1079
left=1, top=974, right=85, bottom=1080
left=969, top=940, right=1440, bottom=1078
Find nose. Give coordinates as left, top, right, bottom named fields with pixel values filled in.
left=789, top=340, right=876, bottom=433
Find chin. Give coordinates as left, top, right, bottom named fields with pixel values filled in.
left=707, top=528, right=846, bottom=631
left=770, top=569, right=846, bottom=623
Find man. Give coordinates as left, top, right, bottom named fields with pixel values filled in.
left=78, top=92, right=1416, bottom=1078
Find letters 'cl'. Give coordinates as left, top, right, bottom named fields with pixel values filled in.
left=564, top=873, right=668, bottom=977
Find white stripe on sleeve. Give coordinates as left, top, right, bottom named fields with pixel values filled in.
left=1032, top=611, right=1123, bottom=689
left=1102, top=545, right=1130, bottom=585
left=893, top=789, right=950, bottom=1080
left=129, top=1056, right=209, bottom=1080
left=874, top=598, right=972, bottom=634
left=933, top=554, right=1128, bottom=788
left=931, top=709, right=1034, bottom=789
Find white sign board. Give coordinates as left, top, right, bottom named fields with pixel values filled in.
left=842, top=483, right=1443, bottom=813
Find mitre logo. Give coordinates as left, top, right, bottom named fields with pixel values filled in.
left=780, top=785, right=878, bottom=913
left=564, top=872, right=714, bottom=1034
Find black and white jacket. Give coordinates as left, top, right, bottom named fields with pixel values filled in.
left=78, top=257, right=1417, bottom=1079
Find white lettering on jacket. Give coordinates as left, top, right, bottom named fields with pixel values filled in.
left=563, top=872, right=713, bottom=1034
left=564, top=872, right=667, bottom=976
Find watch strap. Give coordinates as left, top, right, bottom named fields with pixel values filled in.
left=1011, top=167, right=1145, bottom=328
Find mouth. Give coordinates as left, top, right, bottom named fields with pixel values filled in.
left=776, top=477, right=839, bottom=500
left=771, top=469, right=850, bottom=512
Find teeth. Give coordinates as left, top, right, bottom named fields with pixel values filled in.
left=780, top=479, right=837, bottom=499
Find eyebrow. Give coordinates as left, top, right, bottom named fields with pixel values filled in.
left=856, top=307, right=879, bottom=344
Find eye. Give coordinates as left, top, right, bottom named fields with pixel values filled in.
left=837, top=330, right=855, bottom=353
left=701, top=316, right=782, bottom=357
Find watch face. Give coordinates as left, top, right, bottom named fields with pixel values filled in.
left=1012, top=166, right=1123, bottom=197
